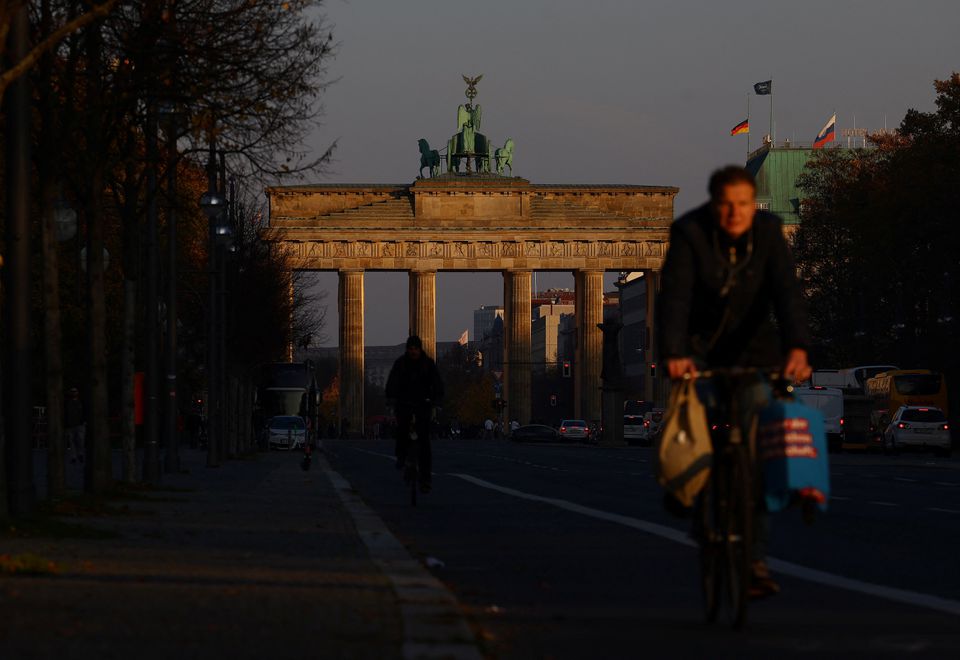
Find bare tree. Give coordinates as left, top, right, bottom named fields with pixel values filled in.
left=0, top=0, right=121, bottom=98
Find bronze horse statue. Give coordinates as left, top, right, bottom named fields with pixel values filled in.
left=495, top=138, right=514, bottom=176
left=418, top=139, right=441, bottom=178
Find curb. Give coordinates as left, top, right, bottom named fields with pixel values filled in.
left=320, top=456, right=483, bottom=660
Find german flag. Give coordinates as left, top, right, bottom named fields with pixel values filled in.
left=730, top=119, right=749, bottom=136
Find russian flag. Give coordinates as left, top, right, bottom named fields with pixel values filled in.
left=813, top=114, right=836, bottom=149
left=730, top=119, right=749, bottom=136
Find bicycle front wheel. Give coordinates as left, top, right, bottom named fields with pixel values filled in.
left=699, top=475, right=721, bottom=623
left=723, top=445, right=753, bottom=629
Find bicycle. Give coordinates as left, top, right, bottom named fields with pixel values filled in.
left=690, top=367, right=786, bottom=629
left=403, top=412, right=421, bottom=506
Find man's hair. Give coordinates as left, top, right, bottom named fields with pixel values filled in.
left=406, top=335, right=423, bottom=350
left=708, top=165, right=756, bottom=200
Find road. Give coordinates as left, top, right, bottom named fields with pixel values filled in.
left=326, top=438, right=960, bottom=659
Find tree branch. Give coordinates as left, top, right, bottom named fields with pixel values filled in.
left=0, top=0, right=121, bottom=99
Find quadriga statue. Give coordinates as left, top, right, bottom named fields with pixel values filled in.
left=495, top=138, right=514, bottom=176
left=417, top=139, right=441, bottom=178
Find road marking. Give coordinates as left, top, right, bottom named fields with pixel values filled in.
left=893, top=477, right=917, bottom=483
left=322, top=457, right=482, bottom=660
left=351, top=447, right=394, bottom=461
left=477, top=453, right=569, bottom=472
left=829, top=496, right=852, bottom=501
left=450, top=473, right=960, bottom=618
left=927, top=507, right=960, bottom=514
left=451, top=473, right=694, bottom=546
left=934, top=482, right=957, bottom=487
left=867, top=501, right=899, bottom=507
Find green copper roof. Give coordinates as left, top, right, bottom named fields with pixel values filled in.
left=745, top=145, right=812, bottom=225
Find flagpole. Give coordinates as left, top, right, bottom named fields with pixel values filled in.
left=746, top=92, right=751, bottom=159
left=769, top=78, right=774, bottom=144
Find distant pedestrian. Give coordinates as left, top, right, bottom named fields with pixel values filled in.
left=483, top=418, right=494, bottom=439
left=65, top=387, right=85, bottom=464
left=510, top=419, right=520, bottom=434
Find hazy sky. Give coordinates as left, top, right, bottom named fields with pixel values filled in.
left=300, top=0, right=960, bottom=347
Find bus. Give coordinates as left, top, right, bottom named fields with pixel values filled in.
left=866, top=369, right=949, bottom=419
left=812, top=365, right=899, bottom=393
left=254, top=362, right=320, bottom=446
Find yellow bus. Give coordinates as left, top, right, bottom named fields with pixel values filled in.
left=866, top=370, right=949, bottom=418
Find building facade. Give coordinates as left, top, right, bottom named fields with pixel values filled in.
left=473, top=305, right=504, bottom=344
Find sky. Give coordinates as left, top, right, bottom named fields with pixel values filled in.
left=299, top=0, right=960, bottom=347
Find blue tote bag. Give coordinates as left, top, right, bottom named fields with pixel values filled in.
left=757, top=398, right=831, bottom=512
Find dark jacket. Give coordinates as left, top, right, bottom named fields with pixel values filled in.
left=385, top=353, right=444, bottom=407
left=65, top=397, right=84, bottom=428
left=657, top=203, right=810, bottom=367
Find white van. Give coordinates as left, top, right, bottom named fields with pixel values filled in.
left=793, top=385, right=844, bottom=452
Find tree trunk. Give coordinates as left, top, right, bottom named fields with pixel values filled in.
left=120, top=151, right=140, bottom=483
left=121, top=279, right=137, bottom=482
left=39, top=0, right=65, bottom=498
left=40, top=180, right=66, bottom=498
left=3, top=6, right=36, bottom=516
left=84, top=21, right=112, bottom=494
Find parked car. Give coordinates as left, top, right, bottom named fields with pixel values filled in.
left=883, top=406, right=951, bottom=457
left=640, top=409, right=665, bottom=445
left=510, top=424, right=560, bottom=443
left=559, top=419, right=589, bottom=442
left=624, top=399, right=655, bottom=444
left=266, top=415, right=307, bottom=450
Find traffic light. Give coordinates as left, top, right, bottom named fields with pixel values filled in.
left=562, top=360, right=571, bottom=378
left=650, top=363, right=657, bottom=378
left=549, top=394, right=557, bottom=407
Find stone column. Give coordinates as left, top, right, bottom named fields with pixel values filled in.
left=408, top=270, right=437, bottom=360
left=503, top=270, right=532, bottom=426
left=286, top=277, right=295, bottom=362
left=575, top=270, right=604, bottom=423
left=338, top=269, right=364, bottom=438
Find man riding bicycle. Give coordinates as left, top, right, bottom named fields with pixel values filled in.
left=658, top=165, right=812, bottom=598
left=385, top=335, right=444, bottom=493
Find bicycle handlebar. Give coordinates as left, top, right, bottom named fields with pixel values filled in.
left=682, top=367, right=782, bottom=380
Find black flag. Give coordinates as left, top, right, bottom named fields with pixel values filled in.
left=754, top=80, right=772, bottom=95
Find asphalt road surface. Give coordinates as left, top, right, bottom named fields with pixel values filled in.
left=326, top=437, right=960, bottom=659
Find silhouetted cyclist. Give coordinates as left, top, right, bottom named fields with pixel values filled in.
left=385, top=335, right=444, bottom=493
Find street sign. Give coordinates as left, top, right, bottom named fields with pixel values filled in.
left=494, top=382, right=502, bottom=394
left=492, top=370, right=503, bottom=381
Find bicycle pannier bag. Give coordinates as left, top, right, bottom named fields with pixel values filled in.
left=655, top=379, right=712, bottom=507
left=758, top=399, right=830, bottom=512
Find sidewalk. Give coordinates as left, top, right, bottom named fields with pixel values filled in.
left=2, top=448, right=405, bottom=659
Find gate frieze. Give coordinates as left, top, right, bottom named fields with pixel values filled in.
left=278, top=235, right=669, bottom=271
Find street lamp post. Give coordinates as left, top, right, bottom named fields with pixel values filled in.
left=200, top=153, right=227, bottom=467
left=143, top=101, right=161, bottom=485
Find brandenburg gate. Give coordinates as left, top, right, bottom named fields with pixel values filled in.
left=266, top=78, right=676, bottom=435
